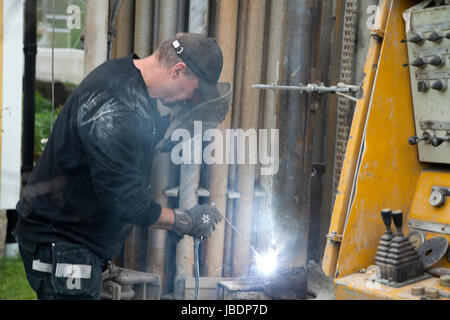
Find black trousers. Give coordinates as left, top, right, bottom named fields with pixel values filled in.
left=17, top=235, right=104, bottom=300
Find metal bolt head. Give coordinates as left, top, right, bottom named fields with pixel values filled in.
left=440, top=275, right=450, bottom=288
left=411, top=285, right=425, bottom=296
left=425, top=287, right=440, bottom=299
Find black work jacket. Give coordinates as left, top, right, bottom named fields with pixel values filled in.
left=16, top=55, right=169, bottom=260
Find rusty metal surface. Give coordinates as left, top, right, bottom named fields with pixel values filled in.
left=271, top=0, right=322, bottom=269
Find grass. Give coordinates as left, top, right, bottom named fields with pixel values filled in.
left=0, top=255, right=37, bottom=300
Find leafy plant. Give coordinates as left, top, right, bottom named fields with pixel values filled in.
left=34, top=90, right=61, bottom=157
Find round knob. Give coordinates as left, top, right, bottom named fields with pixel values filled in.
left=431, top=136, right=444, bottom=147
left=418, top=81, right=429, bottom=92
left=427, top=31, right=443, bottom=43
left=432, top=80, right=447, bottom=92
left=430, top=190, right=446, bottom=207
left=429, top=56, right=444, bottom=67
left=409, top=136, right=420, bottom=145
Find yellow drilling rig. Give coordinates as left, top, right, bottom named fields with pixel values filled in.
left=322, top=0, right=450, bottom=300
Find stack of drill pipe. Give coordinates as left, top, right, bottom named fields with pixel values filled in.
left=203, top=0, right=239, bottom=278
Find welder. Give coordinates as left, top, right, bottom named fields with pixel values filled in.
left=14, top=33, right=223, bottom=300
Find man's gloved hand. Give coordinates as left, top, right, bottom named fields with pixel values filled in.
left=173, top=204, right=222, bottom=239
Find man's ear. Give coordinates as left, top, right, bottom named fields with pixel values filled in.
left=171, top=62, right=187, bottom=79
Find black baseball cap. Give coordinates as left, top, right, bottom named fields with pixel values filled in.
left=172, top=33, right=223, bottom=102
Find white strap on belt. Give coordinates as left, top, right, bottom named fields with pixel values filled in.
left=32, top=260, right=52, bottom=273
left=55, top=263, right=92, bottom=279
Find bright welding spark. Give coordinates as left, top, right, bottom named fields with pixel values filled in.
left=255, top=250, right=278, bottom=276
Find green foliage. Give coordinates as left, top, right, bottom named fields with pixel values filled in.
left=0, top=256, right=37, bottom=300
left=34, top=91, right=61, bottom=156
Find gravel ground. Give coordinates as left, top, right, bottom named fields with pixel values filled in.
left=307, top=260, right=336, bottom=300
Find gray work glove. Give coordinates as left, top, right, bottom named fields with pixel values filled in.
left=172, top=204, right=222, bottom=240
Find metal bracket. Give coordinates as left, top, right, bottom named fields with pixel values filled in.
left=408, top=219, right=450, bottom=235
left=326, top=231, right=343, bottom=243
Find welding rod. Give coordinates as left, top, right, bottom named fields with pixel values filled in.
left=216, top=209, right=260, bottom=257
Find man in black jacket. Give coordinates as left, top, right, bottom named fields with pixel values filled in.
left=15, top=33, right=223, bottom=300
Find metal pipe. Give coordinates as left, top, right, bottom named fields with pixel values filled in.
left=152, top=0, right=159, bottom=49
left=257, top=0, right=285, bottom=255
left=175, top=0, right=209, bottom=282
left=270, top=0, right=322, bottom=270
left=188, top=0, right=209, bottom=35
left=203, top=0, right=239, bottom=278
left=177, top=0, right=187, bottom=33
left=134, top=0, right=153, bottom=58
left=112, top=0, right=135, bottom=59
left=223, top=0, right=249, bottom=278
left=84, top=0, right=109, bottom=76
left=151, top=0, right=179, bottom=293
left=23, top=0, right=37, bottom=174
left=252, top=84, right=358, bottom=93
left=322, top=0, right=392, bottom=278
left=231, top=0, right=267, bottom=277
left=158, top=0, right=178, bottom=43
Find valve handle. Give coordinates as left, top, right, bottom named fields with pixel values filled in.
left=431, top=136, right=444, bottom=147
left=380, top=209, right=392, bottom=233
left=391, top=210, right=403, bottom=234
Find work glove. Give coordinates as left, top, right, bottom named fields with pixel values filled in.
left=172, top=204, right=223, bottom=240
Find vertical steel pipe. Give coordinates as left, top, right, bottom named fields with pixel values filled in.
left=152, top=0, right=160, bottom=49
left=177, top=0, right=187, bottom=33
left=158, top=0, right=178, bottom=42
left=134, top=0, right=154, bottom=57
left=203, top=0, right=239, bottom=278
left=223, top=0, right=248, bottom=278
left=175, top=0, right=210, bottom=282
left=84, top=0, right=109, bottom=76
left=149, top=0, right=179, bottom=292
left=188, top=0, right=209, bottom=35
left=271, top=0, right=322, bottom=270
left=257, top=0, right=285, bottom=254
left=231, top=0, right=267, bottom=277
left=112, top=0, right=135, bottom=59
left=23, top=0, right=37, bottom=174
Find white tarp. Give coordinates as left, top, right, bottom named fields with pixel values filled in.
left=0, top=0, right=24, bottom=209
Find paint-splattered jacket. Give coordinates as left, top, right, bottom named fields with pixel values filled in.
left=16, top=54, right=170, bottom=260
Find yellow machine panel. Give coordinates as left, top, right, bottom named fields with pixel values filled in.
left=323, top=0, right=450, bottom=300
